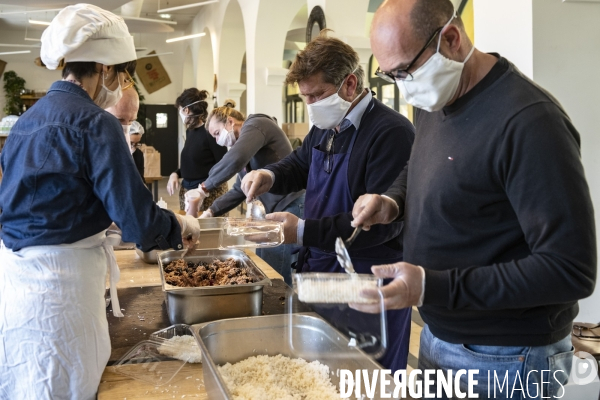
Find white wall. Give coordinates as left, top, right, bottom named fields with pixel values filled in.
left=473, top=0, right=533, bottom=78
left=474, top=0, right=600, bottom=322
left=530, top=0, right=600, bottom=323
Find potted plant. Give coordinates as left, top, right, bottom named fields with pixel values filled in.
left=3, top=71, right=26, bottom=116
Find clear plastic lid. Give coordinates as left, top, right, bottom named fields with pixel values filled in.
left=219, top=218, right=284, bottom=249
left=287, top=273, right=387, bottom=360
left=114, top=325, right=202, bottom=386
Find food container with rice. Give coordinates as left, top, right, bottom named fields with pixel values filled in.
left=289, top=272, right=388, bottom=360
left=114, top=324, right=203, bottom=385
left=158, top=249, right=271, bottom=325
left=192, top=314, right=389, bottom=400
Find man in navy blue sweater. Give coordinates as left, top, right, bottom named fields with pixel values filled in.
left=352, top=0, right=596, bottom=397
left=241, top=34, right=415, bottom=372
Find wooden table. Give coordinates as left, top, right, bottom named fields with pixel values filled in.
left=99, top=249, right=284, bottom=399
left=144, top=176, right=163, bottom=202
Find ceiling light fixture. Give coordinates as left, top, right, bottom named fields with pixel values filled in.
left=29, top=19, right=52, bottom=26
left=138, top=52, right=174, bottom=59
left=0, top=50, right=31, bottom=55
left=0, top=8, right=62, bottom=16
left=166, top=32, right=205, bottom=43
left=0, top=43, right=41, bottom=48
left=157, top=0, right=218, bottom=13
left=120, top=15, right=177, bottom=25
left=159, top=14, right=171, bottom=19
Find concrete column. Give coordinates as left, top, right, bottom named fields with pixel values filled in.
left=474, top=0, right=600, bottom=321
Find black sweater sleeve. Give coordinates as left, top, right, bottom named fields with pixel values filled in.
left=425, top=102, right=596, bottom=310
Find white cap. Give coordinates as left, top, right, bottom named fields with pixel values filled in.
left=41, top=4, right=136, bottom=70
left=130, top=120, right=144, bottom=135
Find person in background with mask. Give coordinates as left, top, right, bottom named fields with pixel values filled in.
left=105, top=68, right=138, bottom=146
left=0, top=5, right=199, bottom=399
left=241, top=33, right=415, bottom=371
left=200, top=100, right=305, bottom=285
left=129, top=120, right=145, bottom=179
left=167, top=88, right=228, bottom=213
left=351, top=0, right=596, bottom=397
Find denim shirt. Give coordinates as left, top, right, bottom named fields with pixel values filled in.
left=0, top=81, right=182, bottom=252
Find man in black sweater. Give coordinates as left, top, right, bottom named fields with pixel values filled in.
left=241, top=34, right=415, bottom=372
left=352, top=0, right=596, bottom=397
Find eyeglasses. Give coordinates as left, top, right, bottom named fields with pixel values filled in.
left=123, top=70, right=136, bottom=90
left=375, top=26, right=443, bottom=83
left=573, top=324, right=600, bottom=340
left=130, top=142, right=142, bottom=149
left=324, top=131, right=335, bottom=173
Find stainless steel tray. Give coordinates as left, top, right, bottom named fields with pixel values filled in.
left=191, top=314, right=384, bottom=400
left=158, top=249, right=271, bottom=325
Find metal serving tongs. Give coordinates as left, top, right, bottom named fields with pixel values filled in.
left=335, top=225, right=362, bottom=275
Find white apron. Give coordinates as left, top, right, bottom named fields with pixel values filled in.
left=0, top=231, right=123, bottom=400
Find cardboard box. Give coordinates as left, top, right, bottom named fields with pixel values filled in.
left=282, top=123, right=309, bottom=140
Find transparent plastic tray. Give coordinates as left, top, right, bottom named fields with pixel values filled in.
left=220, top=218, right=284, bottom=248
left=113, top=340, right=188, bottom=386
left=114, top=325, right=202, bottom=386
left=294, top=272, right=381, bottom=304
left=288, top=273, right=387, bottom=359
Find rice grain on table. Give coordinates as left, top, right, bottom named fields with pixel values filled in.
left=218, top=354, right=339, bottom=400
left=157, top=335, right=202, bottom=363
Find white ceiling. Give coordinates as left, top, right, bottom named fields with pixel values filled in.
left=0, top=0, right=201, bottom=35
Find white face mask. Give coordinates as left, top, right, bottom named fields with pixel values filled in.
left=307, top=69, right=359, bottom=130
left=96, top=72, right=122, bottom=109
left=396, top=13, right=475, bottom=112
left=179, top=100, right=202, bottom=125
left=216, top=123, right=236, bottom=147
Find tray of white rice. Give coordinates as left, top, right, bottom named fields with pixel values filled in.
left=293, top=272, right=382, bottom=304
left=191, top=313, right=385, bottom=400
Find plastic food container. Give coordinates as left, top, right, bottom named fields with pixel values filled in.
left=114, top=324, right=203, bottom=385
left=220, top=218, right=284, bottom=248
left=293, top=272, right=382, bottom=304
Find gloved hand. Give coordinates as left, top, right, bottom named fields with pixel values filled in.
left=199, top=209, right=213, bottom=218
left=350, top=262, right=425, bottom=313
left=167, top=172, right=180, bottom=196
left=265, top=212, right=299, bottom=244
left=175, top=214, right=201, bottom=249
left=241, top=170, right=274, bottom=203
left=351, top=194, right=399, bottom=231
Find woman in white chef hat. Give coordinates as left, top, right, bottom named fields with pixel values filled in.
left=0, top=4, right=200, bottom=399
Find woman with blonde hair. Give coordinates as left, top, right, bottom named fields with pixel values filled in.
left=200, top=100, right=305, bottom=284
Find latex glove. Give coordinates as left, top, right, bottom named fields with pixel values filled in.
left=351, top=194, right=399, bottom=231
left=350, top=262, right=425, bottom=313
left=199, top=209, right=213, bottom=219
left=266, top=212, right=299, bottom=244
left=241, top=170, right=274, bottom=203
left=167, top=173, right=180, bottom=196
left=175, top=214, right=201, bottom=249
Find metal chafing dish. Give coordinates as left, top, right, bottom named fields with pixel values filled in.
left=191, top=314, right=385, bottom=400
left=158, top=248, right=271, bottom=325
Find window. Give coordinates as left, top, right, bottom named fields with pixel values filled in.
left=156, top=113, right=168, bottom=128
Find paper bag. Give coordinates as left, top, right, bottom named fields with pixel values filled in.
left=143, top=146, right=162, bottom=177
left=136, top=51, right=171, bottom=94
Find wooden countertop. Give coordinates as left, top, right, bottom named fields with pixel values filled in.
left=99, top=249, right=284, bottom=399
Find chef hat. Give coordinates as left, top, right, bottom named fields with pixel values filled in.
left=130, top=121, right=144, bottom=135
left=41, top=3, right=136, bottom=70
